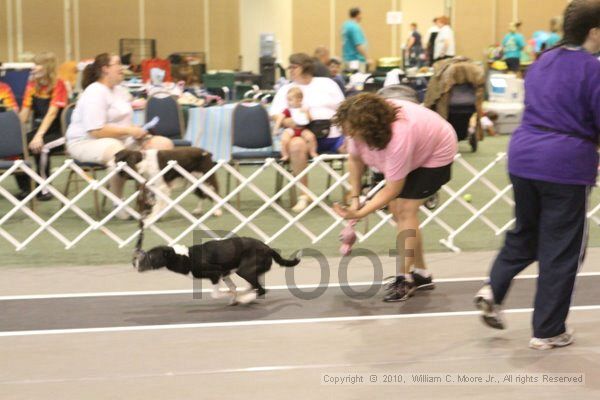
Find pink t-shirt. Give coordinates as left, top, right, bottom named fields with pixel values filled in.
left=347, top=99, right=458, bottom=181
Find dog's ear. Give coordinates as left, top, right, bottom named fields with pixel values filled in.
left=131, top=151, right=143, bottom=165
left=115, top=149, right=129, bottom=163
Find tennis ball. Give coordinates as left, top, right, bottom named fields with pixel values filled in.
left=463, top=193, right=473, bottom=203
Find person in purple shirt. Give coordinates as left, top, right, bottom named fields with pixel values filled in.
left=475, top=0, right=600, bottom=350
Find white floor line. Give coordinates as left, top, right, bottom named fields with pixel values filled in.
left=2, top=305, right=600, bottom=338
left=2, top=272, right=600, bottom=301
left=2, top=350, right=597, bottom=385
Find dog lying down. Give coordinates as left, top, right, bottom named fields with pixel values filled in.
left=135, top=237, right=301, bottom=305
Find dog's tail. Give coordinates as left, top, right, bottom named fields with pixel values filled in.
left=271, top=249, right=301, bottom=267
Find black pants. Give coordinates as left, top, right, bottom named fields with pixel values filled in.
left=14, top=130, right=64, bottom=193
left=489, top=174, right=589, bottom=338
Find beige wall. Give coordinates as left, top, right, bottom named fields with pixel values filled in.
left=209, top=0, right=240, bottom=70
left=22, top=0, right=65, bottom=60
left=145, top=0, right=205, bottom=60
left=3, top=0, right=572, bottom=70
left=454, top=0, right=495, bottom=62
left=517, top=0, right=567, bottom=39
left=0, top=0, right=9, bottom=61
left=78, top=0, right=139, bottom=59
left=239, top=0, right=292, bottom=71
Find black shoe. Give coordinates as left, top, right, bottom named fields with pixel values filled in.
left=14, top=191, right=30, bottom=201
left=36, top=192, right=53, bottom=201
left=383, top=278, right=416, bottom=302
left=383, top=275, right=404, bottom=291
left=411, top=271, right=435, bottom=291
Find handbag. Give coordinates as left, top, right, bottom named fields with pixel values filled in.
left=306, top=119, right=331, bottom=139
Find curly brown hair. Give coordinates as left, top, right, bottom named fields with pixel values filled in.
left=332, top=93, right=400, bottom=150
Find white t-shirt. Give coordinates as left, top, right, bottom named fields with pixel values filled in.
left=434, top=25, right=455, bottom=60
left=66, top=82, right=133, bottom=142
left=290, top=108, right=310, bottom=126
left=270, top=77, right=344, bottom=138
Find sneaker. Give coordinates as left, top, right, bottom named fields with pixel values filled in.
left=529, top=329, right=574, bottom=350
left=411, top=271, right=435, bottom=291
left=383, top=275, right=403, bottom=291
left=384, top=273, right=435, bottom=292
left=14, top=191, right=29, bottom=201
left=383, top=277, right=416, bottom=302
left=36, top=192, right=53, bottom=201
left=474, top=284, right=506, bottom=330
left=292, top=195, right=309, bottom=213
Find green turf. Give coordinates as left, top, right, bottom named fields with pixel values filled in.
left=2, top=135, right=600, bottom=267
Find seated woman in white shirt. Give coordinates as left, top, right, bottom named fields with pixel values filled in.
left=66, top=53, right=173, bottom=216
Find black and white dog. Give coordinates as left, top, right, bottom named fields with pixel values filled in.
left=135, top=237, right=301, bottom=304
left=115, top=147, right=221, bottom=222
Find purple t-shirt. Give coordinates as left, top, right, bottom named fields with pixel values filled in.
left=508, top=48, right=600, bottom=185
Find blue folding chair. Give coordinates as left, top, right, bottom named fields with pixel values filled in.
left=146, top=92, right=191, bottom=147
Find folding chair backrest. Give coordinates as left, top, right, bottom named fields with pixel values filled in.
left=61, top=102, right=76, bottom=136
left=449, top=83, right=477, bottom=107
left=232, top=102, right=272, bottom=149
left=145, top=92, right=185, bottom=140
left=0, top=110, right=25, bottom=158
left=377, top=84, right=419, bottom=104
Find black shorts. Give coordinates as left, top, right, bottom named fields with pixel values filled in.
left=399, top=164, right=452, bottom=199
left=504, top=57, right=520, bottom=72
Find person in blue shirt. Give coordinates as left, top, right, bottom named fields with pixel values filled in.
left=341, top=7, right=369, bottom=71
left=502, top=21, right=526, bottom=72
left=545, top=16, right=563, bottom=49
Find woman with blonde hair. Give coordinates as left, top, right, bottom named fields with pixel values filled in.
left=14, top=52, right=69, bottom=200
left=502, top=22, right=526, bottom=72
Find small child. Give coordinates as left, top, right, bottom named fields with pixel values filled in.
left=469, top=110, right=499, bottom=138
left=273, top=87, right=318, bottom=161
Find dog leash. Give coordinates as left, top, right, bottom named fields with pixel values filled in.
left=132, top=183, right=152, bottom=268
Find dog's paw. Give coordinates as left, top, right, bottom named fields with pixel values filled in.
left=213, top=208, right=223, bottom=217
left=192, top=207, right=203, bottom=215
left=236, top=291, right=258, bottom=305
left=210, top=289, right=235, bottom=300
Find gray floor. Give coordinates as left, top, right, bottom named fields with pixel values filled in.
left=1, top=250, right=600, bottom=399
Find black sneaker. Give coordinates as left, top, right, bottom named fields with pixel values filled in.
left=383, top=275, right=404, bottom=291
left=14, top=191, right=30, bottom=201
left=411, top=271, right=435, bottom=291
left=36, top=192, right=53, bottom=201
left=383, top=277, right=416, bottom=302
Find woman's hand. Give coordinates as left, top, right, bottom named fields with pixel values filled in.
left=28, top=135, right=44, bottom=154
left=333, top=202, right=363, bottom=220
left=129, top=126, right=148, bottom=140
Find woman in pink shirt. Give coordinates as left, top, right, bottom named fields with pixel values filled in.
left=333, top=93, right=457, bottom=302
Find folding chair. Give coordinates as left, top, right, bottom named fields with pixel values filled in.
left=227, top=102, right=281, bottom=208
left=0, top=110, right=34, bottom=209
left=145, top=91, right=191, bottom=147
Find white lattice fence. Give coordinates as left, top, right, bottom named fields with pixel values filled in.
left=2, top=153, right=598, bottom=253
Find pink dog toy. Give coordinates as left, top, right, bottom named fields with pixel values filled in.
left=339, top=219, right=358, bottom=256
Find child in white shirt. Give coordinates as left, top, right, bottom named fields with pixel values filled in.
left=273, top=87, right=318, bottom=160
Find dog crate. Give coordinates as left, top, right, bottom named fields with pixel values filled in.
left=119, top=38, right=157, bottom=66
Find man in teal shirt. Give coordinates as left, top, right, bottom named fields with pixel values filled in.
left=342, top=7, right=368, bottom=71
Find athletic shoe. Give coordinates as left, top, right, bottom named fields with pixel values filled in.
left=474, top=284, right=506, bottom=330
left=411, top=270, right=436, bottom=290
left=529, top=328, right=574, bottom=350
left=36, top=192, right=53, bottom=201
left=383, top=277, right=416, bottom=302
left=384, top=272, right=435, bottom=292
